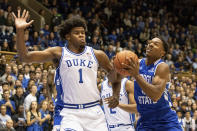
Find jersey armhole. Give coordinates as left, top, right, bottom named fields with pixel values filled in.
left=153, top=62, right=165, bottom=76
left=122, top=78, right=128, bottom=97
left=90, top=47, right=99, bottom=66
left=57, top=47, right=64, bottom=69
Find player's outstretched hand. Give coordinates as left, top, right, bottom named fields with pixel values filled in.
left=12, top=9, right=34, bottom=29
left=122, top=57, right=139, bottom=77
left=104, top=96, right=119, bottom=108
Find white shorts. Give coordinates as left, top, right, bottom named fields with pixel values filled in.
left=109, top=126, right=135, bottom=131
left=52, top=125, right=60, bottom=131
left=60, top=105, right=108, bottom=131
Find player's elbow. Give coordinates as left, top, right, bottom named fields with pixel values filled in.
left=151, top=95, right=162, bottom=102
left=19, top=56, right=30, bottom=63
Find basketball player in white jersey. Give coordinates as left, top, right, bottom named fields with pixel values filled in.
left=12, top=10, right=122, bottom=131
left=99, top=77, right=137, bottom=131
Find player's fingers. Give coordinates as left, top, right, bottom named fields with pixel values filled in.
left=21, top=9, right=26, bottom=18
left=11, top=12, right=16, bottom=19
left=108, top=101, right=118, bottom=108
left=27, top=20, right=34, bottom=26
left=121, top=63, right=132, bottom=69
left=17, top=10, right=21, bottom=18
left=24, top=11, right=29, bottom=20
left=104, top=97, right=111, bottom=102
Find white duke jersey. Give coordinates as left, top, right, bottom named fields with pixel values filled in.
left=56, top=46, right=100, bottom=105
left=101, top=78, right=135, bottom=125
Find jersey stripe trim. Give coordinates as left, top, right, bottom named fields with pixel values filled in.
left=65, top=45, right=87, bottom=56
left=57, top=47, right=64, bottom=69
left=90, top=47, right=99, bottom=66
left=153, top=61, right=165, bottom=76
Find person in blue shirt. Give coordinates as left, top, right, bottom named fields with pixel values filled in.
left=123, top=37, right=183, bottom=131
left=0, top=90, right=15, bottom=116
left=39, top=100, right=51, bottom=131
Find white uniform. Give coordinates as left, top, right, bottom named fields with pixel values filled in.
left=101, top=78, right=135, bottom=131
left=56, top=46, right=107, bottom=131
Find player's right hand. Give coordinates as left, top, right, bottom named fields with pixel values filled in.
left=12, top=9, right=34, bottom=29
left=104, top=95, right=119, bottom=109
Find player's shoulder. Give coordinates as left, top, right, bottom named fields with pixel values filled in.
left=155, top=62, right=170, bottom=76
left=157, top=62, right=169, bottom=70
left=46, top=46, right=62, bottom=58
left=93, top=49, right=109, bottom=63
left=93, top=49, right=106, bottom=56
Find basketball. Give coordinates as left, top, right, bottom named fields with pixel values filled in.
left=113, top=50, right=138, bottom=76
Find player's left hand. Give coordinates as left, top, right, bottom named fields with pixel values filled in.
left=104, top=96, right=119, bottom=108
left=122, top=56, right=139, bottom=77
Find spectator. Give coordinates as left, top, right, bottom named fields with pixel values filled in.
left=165, top=54, right=174, bottom=66
left=24, top=85, right=37, bottom=113
left=48, top=32, right=58, bottom=47
left=1, top=39, right=10, bottom=51
left=0, top=104, right=11, bottom=128
left=183, top=111, right=195, bottom=131
left=0, top=90, right=15, bottom=116
left=177, top=110, right=184, bottom=127
left=51, top=8, right=63, bottom=27
left=39, top=100, right=51, bottom=131
left=0, top=9, right=6, bottom=26
left=0, top=82, right=9, bottom=100
left=105, top=44, right=115, bottom=60
left=10, top=86, right=24, bottom=111
left=47, top=100, right=54, bottom=130
left=88, top=36, right=100, bottom=50
left=39, top=10, right=46, bottom=29
left=1, top=65, right=13, bottom=82
left=26, top=101, right=42, bottom=131
left=5, top=119, right=15, bottom=131
left=38, top=87, right=49, bottom=104
left=12, top=105, right=26, bottom=131
left=41, top=24, right=50, bottom=37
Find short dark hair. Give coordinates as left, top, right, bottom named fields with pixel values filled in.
left=59, top=16, right=87, bottom=39
left=152, top=35, right=169, bottom=55
left=159, top=37, right=169, bottom=55
left=2, top=82, right=8, bottom=86
left=152, top=34, right=169, bottom=55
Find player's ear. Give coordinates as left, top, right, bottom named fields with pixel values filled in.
left=161, top=50, right=165, bottom=58
left=66, top=34, right=70, bottom=40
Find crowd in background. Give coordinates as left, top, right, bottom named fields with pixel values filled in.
left=0, top=0, right=197, bottom=130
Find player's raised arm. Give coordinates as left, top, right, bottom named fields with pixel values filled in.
left=12, top=9, right=61, bottom=63
left=118, top=80, right=138, bottom=113
left=94, top=49, right=122, bottom=108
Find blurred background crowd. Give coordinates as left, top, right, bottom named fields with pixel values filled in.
left=0, top=0, right=197, bottom=130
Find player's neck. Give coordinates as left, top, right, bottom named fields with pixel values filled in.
left=67, top=44, right=85, bottom=54
left=146, top=57, right=161, bottom=65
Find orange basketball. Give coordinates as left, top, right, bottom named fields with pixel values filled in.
left=113, top=50, right=138, bottom=76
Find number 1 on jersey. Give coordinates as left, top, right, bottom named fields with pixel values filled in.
left=78, top=69, right=83, bottom=83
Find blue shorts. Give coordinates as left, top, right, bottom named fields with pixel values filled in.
left=136, top=125, right=183, bottom=131
left=136, top=119, right=183, bottom=131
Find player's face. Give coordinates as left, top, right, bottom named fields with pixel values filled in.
left=68, top=27, right=86, bottom=48
left=146, top=38, right=165, bottom=58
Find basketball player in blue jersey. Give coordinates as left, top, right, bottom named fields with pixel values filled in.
left=99, top=77, right=137, bottom=131
left=12, top=10, right=122, bottom=131
left=122, top=37, right=183, bottom=130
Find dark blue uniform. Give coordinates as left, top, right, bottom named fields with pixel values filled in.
left=134, top=58, right=182, bottom=131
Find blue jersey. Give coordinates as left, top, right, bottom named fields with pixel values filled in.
left=134, top=58, right=182, bottom=130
